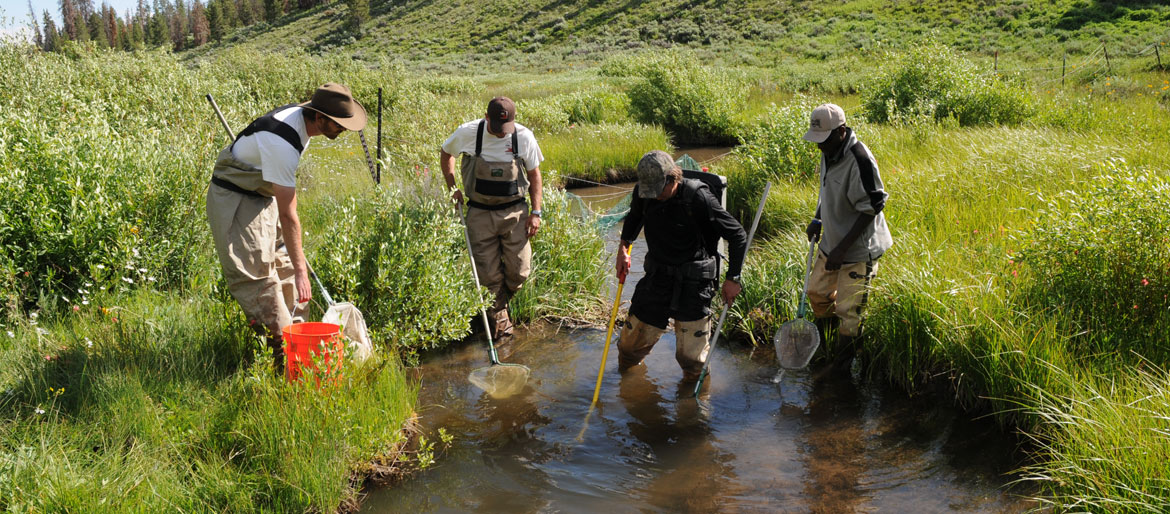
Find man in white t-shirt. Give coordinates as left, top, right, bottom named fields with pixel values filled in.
left=440, top=97, right=544, bottom=340
left=206, top=83, right=366, bottom=371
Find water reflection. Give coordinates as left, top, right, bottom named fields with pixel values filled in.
left=361, top=326, right=1031, bottom=512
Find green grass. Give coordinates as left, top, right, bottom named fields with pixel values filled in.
left=540, top=123, right=673, bottom=185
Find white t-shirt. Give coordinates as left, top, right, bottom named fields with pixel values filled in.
left=230, top=106, right=310, bottom=188
left=441, top=120, right=543, bottom=170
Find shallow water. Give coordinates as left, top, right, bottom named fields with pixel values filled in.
left=361, top=168, right=1032, bottom=512
left=361, top=323, right=1031, bottom=513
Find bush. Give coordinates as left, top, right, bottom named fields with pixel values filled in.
left=539, top=122, right=672, bottom=184
left=622, top=52, right=747, bottom=146
left=1015, top=160, right=1170, bottom=360
left=861, top=42, right=1034, bottom=127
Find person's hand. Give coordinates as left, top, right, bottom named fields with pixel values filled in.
left=451, top=189, right=463, bottom=205
left=294, top=269, right=312, bottom=305
left=721, top=279, right=742, bottom=305
left=616, top=243, right=631, bottom=282
left=526, top=214, right=541, bottom=238
left=805, top=218, right=822, bottom=242
left=825, top=246, right=846, bottom=271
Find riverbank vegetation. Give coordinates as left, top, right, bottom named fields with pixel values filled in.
left=3, top=2, right=1170, bottom=509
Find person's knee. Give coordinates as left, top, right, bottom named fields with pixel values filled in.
left=674, top=318, right=711, bottom=369
left=618, top=314, right=664, bottom=368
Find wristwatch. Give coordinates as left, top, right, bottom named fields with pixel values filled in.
left=530, top=209, right=542, bottom=217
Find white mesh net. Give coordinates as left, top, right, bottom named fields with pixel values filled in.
left=774, top=319, right=820, bottom=369
left=322, top=302, right=373, bottom=363
left=468, top=364, right=531, bottom=399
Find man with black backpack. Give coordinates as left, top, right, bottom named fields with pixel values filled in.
left=802, top=103, right=893, bottom=374
left=441, top=97, right=545, bottom=341
left=615, top=150, right=748, bottom=382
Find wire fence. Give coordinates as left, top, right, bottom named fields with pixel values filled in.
left=989, top=37, right=1169, bottom=88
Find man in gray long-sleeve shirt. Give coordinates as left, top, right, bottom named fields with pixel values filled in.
left=615, top=150, right=748, bottom=382
left=802, top=104, right=893, bottom=373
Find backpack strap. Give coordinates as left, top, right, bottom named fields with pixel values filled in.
left=232, top=103, right=304, bottom=154
left=475, top=119, right=484, bottom=157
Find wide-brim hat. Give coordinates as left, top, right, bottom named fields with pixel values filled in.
left=300, top=82, right=367, bottom=131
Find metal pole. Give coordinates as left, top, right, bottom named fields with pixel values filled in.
left=994, top=50, right=998, bottom=74
left=205, top=94, right=234, bottom=142
left=376, top=87, right=383, bottom=184
left=1103, top=42, right=1111, bottom=74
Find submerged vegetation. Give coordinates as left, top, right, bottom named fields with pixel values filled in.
left=2, top=1, right=1170, bottom=510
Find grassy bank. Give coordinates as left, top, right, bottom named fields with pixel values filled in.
left=0, top=45, right=608, bottom=510
left=718, top=48, right=1170, bottom=509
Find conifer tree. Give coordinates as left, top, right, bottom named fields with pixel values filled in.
left=27, top=0, right=44, bottom=50
left=42, top=10, right=60, bottom=51
left=88, top=12, right=109, bottom=47
left=191, top=0, right=209, bottom=46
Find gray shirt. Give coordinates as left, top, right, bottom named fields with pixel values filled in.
left=816, top=129, right=893, bottom=263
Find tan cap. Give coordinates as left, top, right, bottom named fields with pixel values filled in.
left=803, top=103, right=846, bottom=143
left=300, top=82, right=367, bottom=131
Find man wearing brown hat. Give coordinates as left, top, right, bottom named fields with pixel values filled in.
left=614, top=150, right=748, bottom=382
left=801, top=103, right=892, bottom=375
left=440, top=97, right=544, bottom=340
left=206, top=82, right=366, bottom=369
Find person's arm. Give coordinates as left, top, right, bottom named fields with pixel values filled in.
left=272, top=184, right=311, bottom=305
left=525, top=167, right=542, bottom=238
left=616, top=188, right=645, bottom=281
left=440, top=150, right=462, bottom=205
left=705, top=192, right=748, bottom=304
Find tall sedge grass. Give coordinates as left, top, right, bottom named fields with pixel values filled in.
left=540, top=123, right=673, bottom=185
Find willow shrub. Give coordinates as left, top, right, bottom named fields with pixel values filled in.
left=621, top=52, right=747, bottom=146
left=1015, top=161, right=1170, bottom=361
left=861, top=41, right=1034, bottom=127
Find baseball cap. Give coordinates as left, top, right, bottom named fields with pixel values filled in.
left=487, top=97, right=516, bottom=135
left=636, top=150, right=676, bottom=199
left=802, top=103, right=846, bottom=143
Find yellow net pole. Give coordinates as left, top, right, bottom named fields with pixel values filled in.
left=591, top=271, right=627, bottom=405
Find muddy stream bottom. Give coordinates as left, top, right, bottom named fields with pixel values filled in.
left=362, top=324, right=1031, bottom=512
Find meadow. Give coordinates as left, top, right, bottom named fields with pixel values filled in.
left=2, top=9, right=1170, bottom=510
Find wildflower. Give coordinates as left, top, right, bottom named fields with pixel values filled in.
left=5, top=331, right=12, bottom=338
left=122, top=277, right=134, bottom=284
left=44, top=355, right=52, bottom=361
left=101, top=307, right=109, bottom=314
left=111, top=317, right=119, bottom=323
left=95, top=264, right=105, bottom=270
left=85, top=338, right=93, bottom=348
left=35, top=407, right=45, bottom=415
left=36, top=328, right=48, bottom=336
left=138, top=268, right=147, bottom=274
left=72, top=305, right=80, bottom=312
left=130, top=226, right=139, bottom=234
left=147, top=277, right=156, bottom=283
left=1142, top=279, right=1149, bottom=286
left=1012, top=270, right=1018, bottom=277
left=29, top=312, right=38, bottom=320
left=1133, top=305, right=1139, bottom=309
left=81, top=300, right=89, bottom=305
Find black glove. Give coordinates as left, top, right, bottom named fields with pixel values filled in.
left=805, top=219, right=822, bottom=242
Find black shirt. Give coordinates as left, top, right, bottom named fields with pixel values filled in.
left=620, top=180, right=748, bottom=279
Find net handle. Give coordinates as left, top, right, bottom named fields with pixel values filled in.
left=795, top=236, right=818, bottom=319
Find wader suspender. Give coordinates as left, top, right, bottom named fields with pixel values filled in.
left=211, top=104, right=303, bottom=198
left=466, top=120, right=526, bottom=211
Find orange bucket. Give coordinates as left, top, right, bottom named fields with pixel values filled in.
left=282, top=322, right=344, bottom=383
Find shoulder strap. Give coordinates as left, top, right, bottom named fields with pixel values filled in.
left=512, top=129, right=519, bottom=157
left=475, top=119, right=484, bottom=157
left=232, top=103, right=304, bottom=154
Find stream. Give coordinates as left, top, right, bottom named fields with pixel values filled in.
left=361, top=159, right=1032, bottom=512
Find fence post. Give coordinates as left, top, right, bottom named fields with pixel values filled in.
left=1157, top=44, right=1164, bottom=71
left=1062, top=54, right=1066, bottom=87
left=994, top=49, right=998, bottom=73
left=376, top=87, right=383, bottom=184
left=1103, top=42, right=1111, bottom=74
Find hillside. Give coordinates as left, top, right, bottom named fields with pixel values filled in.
left=185, top=0, right=1170, bottom=71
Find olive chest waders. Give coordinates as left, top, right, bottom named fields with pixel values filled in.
left=206, top=103, right=303, bottom=370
